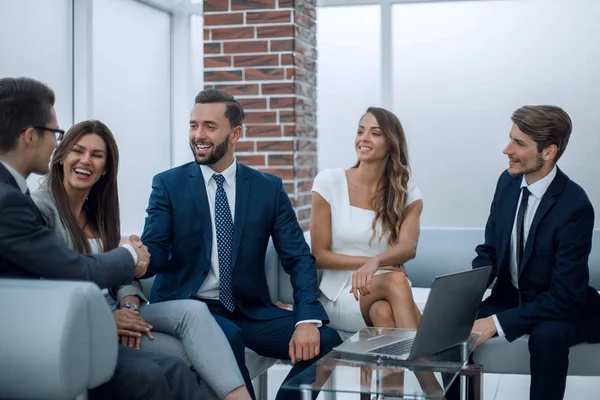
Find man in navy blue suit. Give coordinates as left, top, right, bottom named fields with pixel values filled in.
left=448, top=105, right=600, bottom=400
left=141, top=89, right=342, bottom=399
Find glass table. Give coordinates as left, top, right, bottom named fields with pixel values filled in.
left=282, top=328, right=483, bottom=400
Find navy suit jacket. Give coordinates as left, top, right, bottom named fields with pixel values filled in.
left=474, top=167, right=600, bottom=342
left=141, top=162, right=329, bottom=324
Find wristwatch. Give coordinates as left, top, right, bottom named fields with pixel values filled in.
left=121, top=302, right=140, bottom=312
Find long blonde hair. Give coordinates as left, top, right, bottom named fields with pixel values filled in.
left=353, top=107, right=411, bottom=246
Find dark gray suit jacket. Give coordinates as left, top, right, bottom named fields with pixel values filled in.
left=0, top=163, right=134, bottom=288
left=31, top=186, right=149, bottom=306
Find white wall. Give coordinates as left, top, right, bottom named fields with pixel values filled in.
left=171, top=13, right=204, bottom=167
left=0, top=0, right=73, bottom=189
left=317, top=5, right=382, bottom=171
left=317, top=0, right=600, bottom=228
left=91, top=0, right=172, bottom=235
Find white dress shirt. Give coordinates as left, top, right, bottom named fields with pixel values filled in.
left=493, top=165, right=557, bottom=337
left=196, top=160, right=238, bottom=299
left=195, top=160, right=320, bottom=327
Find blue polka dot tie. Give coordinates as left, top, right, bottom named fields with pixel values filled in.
left=213, top=174, right=235, bottom=312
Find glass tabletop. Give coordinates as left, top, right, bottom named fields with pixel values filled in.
left=282, top=328, right=481, bottom=399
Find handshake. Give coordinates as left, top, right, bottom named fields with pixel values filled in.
left=119, top=235, right=151, bottom=278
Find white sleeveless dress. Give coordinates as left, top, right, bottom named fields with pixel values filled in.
left=311, top=168, right=423, bottom=332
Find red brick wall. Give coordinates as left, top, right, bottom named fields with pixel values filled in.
left=203, top=0, right=317, bottom=229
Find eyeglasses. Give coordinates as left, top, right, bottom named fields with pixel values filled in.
left=32, top=126, right=65, bottom=142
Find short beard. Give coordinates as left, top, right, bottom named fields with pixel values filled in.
left=509, top=152, right=544, bottom=176
left=521, top=152, right=544, bottom=175
left=190, top=134, right=231, bottom=166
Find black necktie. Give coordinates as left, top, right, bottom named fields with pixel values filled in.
left=25, top=188, right=31, bottom=197
left=516, top=186, right=531, bottom=270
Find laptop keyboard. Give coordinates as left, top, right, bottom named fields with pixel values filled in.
left=367, top=338, right=414, bottom=356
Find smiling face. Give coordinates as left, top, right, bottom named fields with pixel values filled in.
left=355, top=112, right=390, bottom=163
left=503, top=123, right=557, bottom=184
left=61, top=133, right=107, bottom=193
left=188, top=102, right=241, bottom=172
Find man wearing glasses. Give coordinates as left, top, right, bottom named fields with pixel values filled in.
left=0, top=77, right=202, bottom=400
left=31, top=126, right=65, bottom=141
left=3, top=125, right=64, bottom=187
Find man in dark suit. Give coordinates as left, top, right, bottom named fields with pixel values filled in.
left=0, top=76, right=203, bottom=400
left=141, top=89, right=343, bottom=399
left=448, top=105, right=600, bottom=400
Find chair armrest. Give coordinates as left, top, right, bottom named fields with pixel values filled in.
left=265, top=238, right=281, bottom=304
left=0, top=279, right=118, bottom=398
left=276, top=230, right=318, bottom=305
left=49, top=280, right=119, bottom=388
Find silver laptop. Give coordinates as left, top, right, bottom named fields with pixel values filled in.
left=333, top=266, right=492, bottom=361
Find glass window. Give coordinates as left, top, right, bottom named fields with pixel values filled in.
left=392, top=0, right=600, bottom=227
left=92, top=0, right=172, bottom=235
left=0, top=0, right=73, bottom=189
left=317, top=5, right=381, bottom=171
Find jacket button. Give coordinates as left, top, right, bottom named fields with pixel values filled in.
left=203, top=270, right=208, bottom=276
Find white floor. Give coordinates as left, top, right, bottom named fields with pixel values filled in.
left=266, top=364, right=600, bottom=399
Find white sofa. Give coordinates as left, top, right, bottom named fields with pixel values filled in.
left=406, top=227, right=600, bottom=376
left=4, top=227, right=597, bottom=399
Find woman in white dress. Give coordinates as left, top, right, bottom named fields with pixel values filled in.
left=311, top=107, right=444, bottom=397
left=310, top=107, right=423, bottom=333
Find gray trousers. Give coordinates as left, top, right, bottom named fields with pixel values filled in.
left=137, top=299, right=245, bottom=399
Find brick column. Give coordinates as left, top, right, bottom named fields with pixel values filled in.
left=203, top=0, right=317, bottom=229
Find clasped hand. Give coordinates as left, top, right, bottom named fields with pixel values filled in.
left=119, top=234, right=151, bottom=278
left=350, top=258, right=407, bottom=300
left=113, top=307, right=154, bottom=349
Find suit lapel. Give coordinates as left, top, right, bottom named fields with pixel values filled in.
left=187, top=164, right=212, bottom=265
left=232, top=163, right=250, bottom=268
left=0, top=163, right=22, bottom=192
left=498, top=177, right=521, bottom=268
left=0, top=164, right=45, bottom=224
left=519, top=168, right=566, bottom=276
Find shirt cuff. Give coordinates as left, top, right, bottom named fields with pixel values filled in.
left=295, top=319, right=322, bottom=328
left=121, top=243, right=138, bottom=265
left=492, top=314, right=505, bottom=338
left=116, top=284, right=149, bottom=305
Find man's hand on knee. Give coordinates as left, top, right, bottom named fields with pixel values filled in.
left=472, top=316, right=497, bottom=348
left=288, top=323, right=320, bottom=363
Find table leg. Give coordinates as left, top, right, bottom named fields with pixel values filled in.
left=360, top=365, right=372, bottom=400
left=324, top=371, right=336, bottom=400
left=460, top=342, right=468, bottom=400
left=300, top=385, right=312, bottom=400
left=459, top=364, right=484, bottom=400
left=376, top=369, right=384, bottom=394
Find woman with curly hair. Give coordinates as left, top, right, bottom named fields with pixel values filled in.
left=310, top=107, right=423, bottom=332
